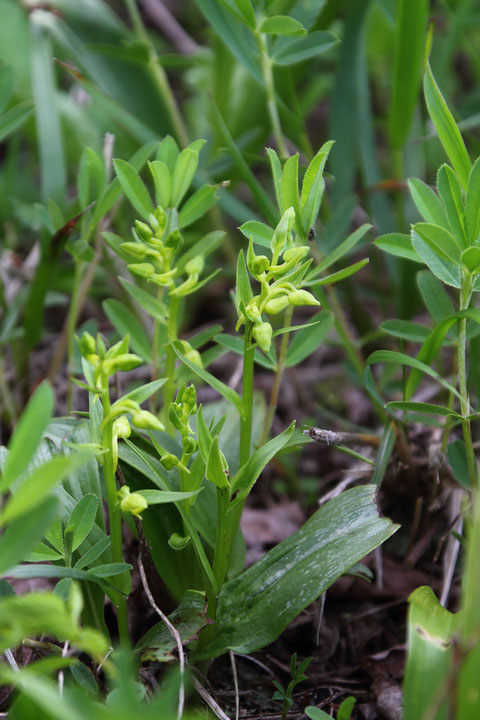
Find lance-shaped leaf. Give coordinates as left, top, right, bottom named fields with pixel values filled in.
left=408, top=177, right=448, bottom=226
left=195, top=485, right=398, bottom=658
left=437, top=164, right=467, bottom=247
left=229, top=422, right=295, bottom=509
left=424, top=62, right=471, bottom=190
left=113, top=159, right=154, bottom=219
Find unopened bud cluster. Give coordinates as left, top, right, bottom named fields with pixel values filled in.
left=237, top=207, right=320, bottom=352
left=119, top=208, right=206, bottom=299
left=168, top=384, right=199, bottom=459
left=78, top=332, right=143, bottom=385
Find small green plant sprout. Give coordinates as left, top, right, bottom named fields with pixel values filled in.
left=305, top=696, right=357, bottom=720
left=105, top=136, right=224, bottom=423
left=272, top=653, right=313, bottom=720
left=373, top=61, right=480, bottom=489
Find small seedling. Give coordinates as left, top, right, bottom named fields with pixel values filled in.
left=272, top=653, right=313, bottom=719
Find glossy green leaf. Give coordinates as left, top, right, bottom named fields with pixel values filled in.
left=235, top=249, right=253, bottom=311
left=103, top=298, right=151, bottom=363
left=206, top=436, right=229, bottom=490
left=408, top=177, right=448, bottom=226
left=74, top=536, right=111, bottom=570
left=196, top=485, right=398, bottom=658
left=137, top=489, right=201, bottom=504
left=0, top=381, right=54, bottom=492
left=148, top=160, right=171, bottom=208
left=437, top=164, right=467, bottom=247
left=308, top=223, right=370, bottom=278
left=280, top=154, right=300, bottom=229
left=178, top=184, right=218, bottom=228
left=267, top=147, right=283, bottom=211
left=92, top=141, right=157, bottom=225
left=390, top=0, right=429, bottom=149
left=272, top=31, right=338, bottom=65
left=424, top=62, right=471, bottom=190
left=118, top=378, right=167, bottom=407
left=66, top=494, right=98, bottom=552
left=285, top=311, right=333, bottom=367
left=417, top=270, right=455, bottom=324
left=413, top=222, right=461, bottom=265
left=113, top=159, right=154, bottom=220
left=171, top=147, right=200, bottom=207
left=380, top=319, right=430, bottom=343
left=0, top=452, right=91, bottom=526
left=238, top=220, right=274, bottom=249
left=374, top=233, right=422, bottom=263
left=300, top=142, right=333, bottom=235
left=0, top=497, right=58, bottom=575
left=259, top=16, right=306, bottom=36
left=366, top=349, right=464, bottom=405
left=307, top=259, right=369, bottom=287
left=118, top=277, right=167, bottom=325
left=403, top=586, right=457, bottom=720
left=229, top=422, right=295, bottom=508
left=465, top=157, right=480, bottom=245
left=412, top=229, right=461, bottom=287
left=136, top=589, right=207, bottom=662
left=461, top=247, right=480, bottom=273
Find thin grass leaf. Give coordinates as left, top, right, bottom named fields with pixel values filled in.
left=390, top=0, right=429, bottom=149
left=0, top=101, right=33, bottom=142
left=308, top=223, right=371, bottom=278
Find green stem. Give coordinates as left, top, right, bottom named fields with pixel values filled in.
left=239, top=320, right=255, bottom=467
left=163, top=295, right=180, bottom=432
left=66, top=260, right=84, bottom=414
left=212, top=488, right=231, bottom=593
left=261, top=306, right=293, bottom=443
left=124, top=0, right=189, bottom=147
left=458, top=276, right=476, bottom=487
left=101, top=385, right=130, bottom=645
left=256, top=32, right=288, bottom=159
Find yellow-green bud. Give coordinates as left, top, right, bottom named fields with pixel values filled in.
left=134, top=220, right=153, bottom=243
left=113, top=416, right=131, bottom=440
left=120, top=489, right=148, bottom=518
left=103, top=353, right=143, bottom=375
left=185, top=255, right=205, bottom=275
left=271, top=207, right=295, bottom=258
left=245, top=298, right=262, bottom=324
left=78, top=332, right=97, bottom=363
left=182, top=436, right=197, bottom=454
left=164, top=229, right=183, bottom=255
left=127, top=263, right=155, bottom=279
left=161, top=453, right=180, bottom=471
left=251, top=255, right=270, bottom=276
left=288, top=289, right=320, bottom=307
left=264, top=295, right=290, bottom=315
left=131, top=410, right=165, bottom=431
left=252, top=321, right=273, bottom=353
left=150, top=207, right=167, bottom=237
left=120, top=242, right=147, bottom=260
left=283, top=246, right=309, bottom=263
left=185, top=347, right=203, bottom=368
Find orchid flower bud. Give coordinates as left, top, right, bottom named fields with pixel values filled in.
left=131, top=410, right=165, bottom=431
left=119, top=487, right=148, bottom=519
left=127, top=263, right=155, bottom=279
left=134, top=220, right=153, bottom=243
left=185, top=255, right=205, bottom=275
left=264, top=294, right=290, bottom=315
left=288, top=289, right=320, bottom=307
left=271, top=207, right=295, bottom=259
left=161, top=453, right=180, bottom=471
left=252, top=321, right=273, bottom=353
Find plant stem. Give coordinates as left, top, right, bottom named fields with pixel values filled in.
left=163, top=295, right=179, bottom=432
left=256, top=32, right=288, bottom=159
left=213, top=487, right=231, bottom=591
left=124, top=0, right=189, bottom=147
left=101, top=385, right=130, bottom=645
left=458, top=275, right=476, bottom=487
left=239, top=320, right=255, bottom=467
left=262, top=306, right=293, bottom=443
